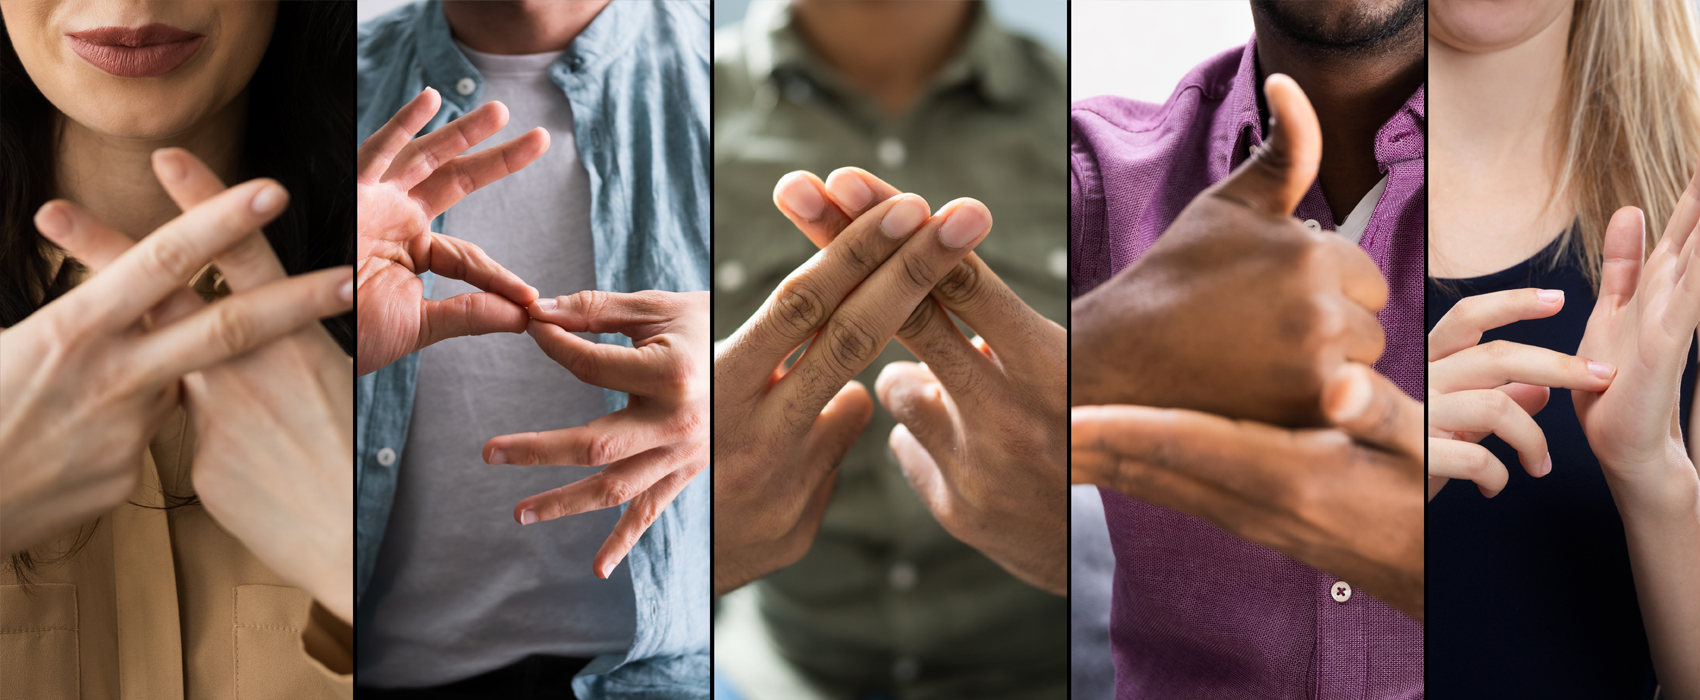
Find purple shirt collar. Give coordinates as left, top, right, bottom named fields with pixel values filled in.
left=1071, top=37, right=1426, bottom=700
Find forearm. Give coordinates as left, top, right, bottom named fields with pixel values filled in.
left=1610, top=446, right=1700, bottom=700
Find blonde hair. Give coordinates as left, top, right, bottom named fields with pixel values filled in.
left=1555, top=0, right=1700, bottom=288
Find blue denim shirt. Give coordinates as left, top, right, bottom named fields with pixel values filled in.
left=355, top=2, right=710, bottom=697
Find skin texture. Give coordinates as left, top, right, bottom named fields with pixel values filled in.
left=712, top=182, right=994, bottom=597
left=1431, top=1, right=1700, bottom=692
left=1251, top=0, right=1425, bottom=220
left=1, top=1, right=357, bottom=625
left=1, top=0, right=273, bottom=246
left=1573, top=202, right=1700, bottom=700
left=781, top=168, right=1068, bottom=595
left=355, top=88, right=545, bottom=377
left=790, top=0, right=972, bottom=116
left=35, top=151, right=357, bottom=624
left=1070, top=75, right=1427, bottom=620
left=1071, top=75, right=1388, bottom=428
left=1072, top=361, right=1427, bottom=620
left=0, top=167, right=351, bottom=565
left=440, top=0, right=608, bottom=56
left=1426, top=289, right=1612, bottom=499
left=1429, top=0, right=1574, bottom=279
left=480, top=290, right=709, bottom=580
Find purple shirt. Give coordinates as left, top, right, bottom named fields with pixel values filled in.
left=1070, top=39, right=1425, bottom=699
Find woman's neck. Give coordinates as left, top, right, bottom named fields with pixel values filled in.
left=1429, top=9, right=1573, bottom=278
left=54, top=93, right=246, bottom=243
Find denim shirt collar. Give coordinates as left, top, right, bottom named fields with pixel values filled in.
left=408, top=0, right=653, bottom=112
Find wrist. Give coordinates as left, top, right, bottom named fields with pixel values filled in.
left=1604, top=442, right=1700, bottom=522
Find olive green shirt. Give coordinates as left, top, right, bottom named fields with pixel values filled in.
left=713, top=3, right=1067, bottom=698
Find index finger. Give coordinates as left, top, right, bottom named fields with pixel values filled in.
left=1070, top=404, right=1353, bottom=503
left=803, top=168, right=1052, bottom=362
left=59, top=178, right=289, bottom=329
left=1429, top=288, right=1566, bottom=360
left=718, top=191, right=931, bottom=387
left=152, top=148, right=289, bottom=292
left=417, top=232, right=537, bottom=306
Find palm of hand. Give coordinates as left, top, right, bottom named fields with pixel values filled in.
left=356, top=181, right=436, bottom=372
left=1574, top=269, right=1690, bottom=476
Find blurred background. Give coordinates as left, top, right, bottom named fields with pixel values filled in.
left=715, top=0, right=1065, bottom=55
left=1071, top=0, right=1254, bottom=103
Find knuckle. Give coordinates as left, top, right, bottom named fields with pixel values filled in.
left=566, top=349, right=601, bottom=386
left=206, top=303, right=255, bottom=355
left=1480, top=340, right=1515, bottom=361
left=822, top=314, right=880, bottom=374
left=598, top=477, right=640, bottom=509
left=143, top=238, right=196, bottom=281
left=836, top=233, right=882, bottom=279
left=932, top=261, right=981, bottom=308
left=896, top=299, right=936, bottom=340
left=898, top=252, right=939, bottom=295
left=581, top=431, right=624, bottom=465
left=769, top=280, right=829, bottom=336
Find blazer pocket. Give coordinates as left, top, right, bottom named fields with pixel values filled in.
left=0, top=583, right=79, bottom=700
left=233, top=584, right=334, bottom=700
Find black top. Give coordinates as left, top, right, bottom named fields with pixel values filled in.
left=1426, top=234, right=1698, bottom=699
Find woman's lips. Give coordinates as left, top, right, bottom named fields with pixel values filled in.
left=66, top=24, right=204, bottom=78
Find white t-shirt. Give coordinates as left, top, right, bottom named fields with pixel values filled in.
left=358, top=42, right=635, bottom=688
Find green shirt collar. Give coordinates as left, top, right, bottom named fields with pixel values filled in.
left=740, top=0, right=1028, bottom=108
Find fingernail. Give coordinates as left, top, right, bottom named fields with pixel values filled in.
left=938, top=200, right=991, bottom=248
left=251, top=183, right=286, bottom=214
left=339, top=280, right=354, bottom=303
left=520, top=509, right=537, bottom=525
left=1537, top=289, right=1563, bottom=303
left=155, top=150, right=185, bottom=182
left=1540, top=453, right=1552, bottom=476
left=776, top=173, right=824, bottom=220
left=880, top=195, right=929, bottom=238
left=1588, top=361, right=1616, bottom=379
left=1330, top=368, right=1372, bottom=421
left=488, top=448, right=506, bottom=465
left=826, top=170, right=873, bottom=211
left=536, top=297, right=558, bottom=311
left=34, top=204, right=70, bottom=236
left=597, top=562, right=611, bottom=579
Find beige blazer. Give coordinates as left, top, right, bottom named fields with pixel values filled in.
left=0, top=406, right=353, bottom=700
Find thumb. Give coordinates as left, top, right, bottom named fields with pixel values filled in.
left=1324, top=362, right=1423, bottom=458
left=1210, top=73, right=1321, bottom=216
left=1598, top=206, right=1645, bottom=308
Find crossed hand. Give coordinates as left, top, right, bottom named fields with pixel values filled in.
left=357, top=89, right=708, bottom=577
left=713, top=163, right=1069, bottom=596
left=1070, top=75, right=1427, bottom=621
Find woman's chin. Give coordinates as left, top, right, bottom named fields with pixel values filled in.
left=56, top=92, right=233, bottom=143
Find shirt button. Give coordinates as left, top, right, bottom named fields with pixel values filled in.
left=716, top=260, right=746, bottom=292
left=455, top=77, right=476, bottom=96
left=891, top=655, right=920, bottom=683
left=1303, top=218, right=1322, bottom=231
left=877, top=137, right=906, bottom=168
left=1048, top=247, right=1068, bottom=279
left=887, top=561, right=917, bottom=591
left=1331, top=580, right=1352, bottom=603
left=376, top=447, right=397, bottom=466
